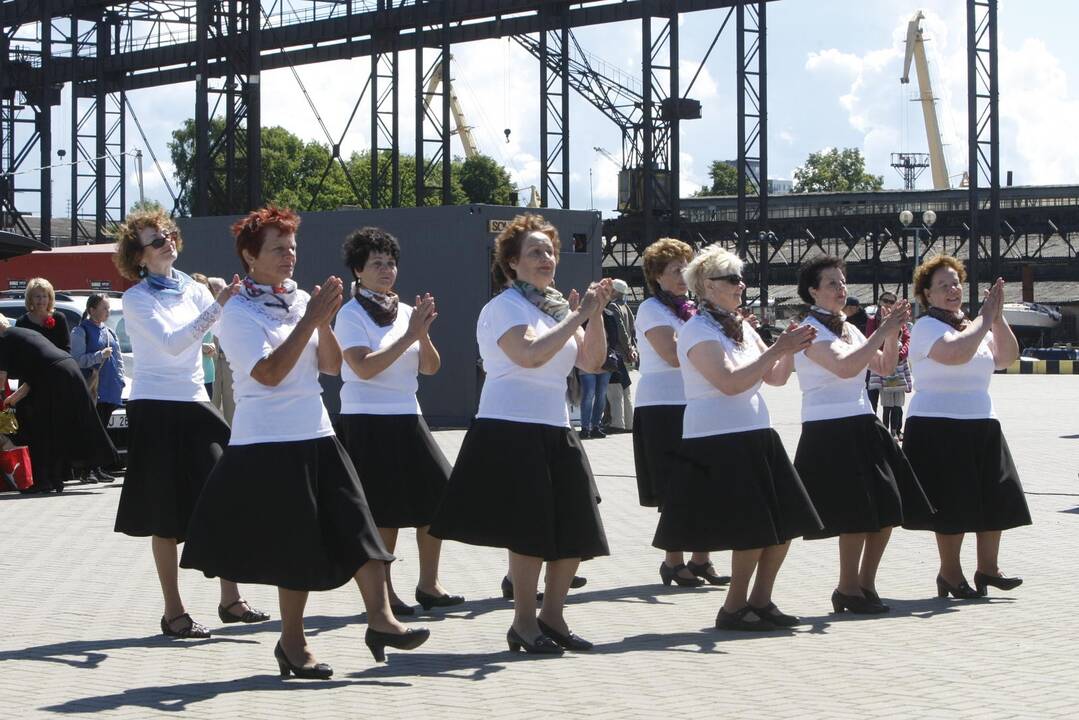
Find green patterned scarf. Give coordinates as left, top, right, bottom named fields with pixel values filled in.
left=513, top=280, right=571, bottom=321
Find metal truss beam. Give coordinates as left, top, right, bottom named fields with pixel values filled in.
left=737, top=0, right=768, bottom=305
left=415, top=0, right=451, bottom=206
left=539, top=3, right=570, bottom=209
left=967, top=0, right=1000, bottom=308
left=371, top=2, right=401, bottom=209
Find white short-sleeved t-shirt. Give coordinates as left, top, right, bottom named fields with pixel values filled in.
left=633, top=297, right=686, bottom=407
left=906, top=316, right=996, bottom=419
left=476, top=289, right=577, bottom=428
left=677, top=315, right=771, bottom=438
left=793, top=316, right=874, bottom=423
left=123, top=280, right=218, bottom=402
left=335, top=298, right=422, bottom=415
left=219, top=292, right=336, bottom=445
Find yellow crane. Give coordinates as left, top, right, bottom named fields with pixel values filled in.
left=901, top=10, right=950, bottom=190
left=423, top=56, right=480, bottom=159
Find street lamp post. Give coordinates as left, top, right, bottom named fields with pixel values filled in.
left=899, top=209, right=937, bottom=314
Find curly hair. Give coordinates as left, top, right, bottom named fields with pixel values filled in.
left=912, top=254, right=966, bottom=308
left=24, top=277, right=56, bottom=314
left=342, top=227, right=401, bottom=276
left=642, top=238, right=694, bottom=294
left=112, top=207, right=183, bottom=281
left=231, top=205, right=301, bottom=274
left=491, top=213, right=559, bottom=287
left=797, top=254, right=847, bottom=304
left=682, top=244, right=744, bottom=299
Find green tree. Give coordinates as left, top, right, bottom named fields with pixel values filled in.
left=128, top=198, right=165, bottom=214
left=693, top=160, right=755, bottom=196
left=456, top=154, right=514, bottom=205
left=792, top=147, right=884, bottom=193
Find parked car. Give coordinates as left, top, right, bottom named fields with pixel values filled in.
left=0, top=290, right=132, bottom=464
left=1023, top=346, right=1079, bottom=361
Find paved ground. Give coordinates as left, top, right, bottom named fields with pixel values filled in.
left=1, top=375, right=1077, bottom=719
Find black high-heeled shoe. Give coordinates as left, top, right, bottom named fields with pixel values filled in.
left=506, top=627, right=563, bottom=654
left=415, top=588, right=466, bottom=611
left=389, top=601, right=415, bottom=616
left=537, top=618, right=593, bottom=651
left=218, top=599, right=271, bottom=624
left=859, top=587, right=890, bottom=612
left=686, top=561, right=731, bottom=586
left=936, top=575, right=981, bottom=600
left=570, top=575, right=587, bottom=589
left=750, top=602, right=801, bottom=627
left=160, top=613, right=211, bottom=639
left=274, top=642, right=333, bottom=680
left=831, top=589, right=888, bottom=614
left=364, top=626, right=430, bottom=663
left=660, top=562, right=705, bottom=587
left=715, top=606, right=776, bottom=632
left=973, top=571, right=1023, bottom=596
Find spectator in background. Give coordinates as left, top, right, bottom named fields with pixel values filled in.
left=70, top=294, right=125, bottom=483
left=17, top=277, right=71, bottom=353
left=604, top=278, right=637, bottom=433
left=191, top=274, right=219, bottom=399
left=843, top=296, right=869, bottom=336
left=206, top=277, right=236, bottom=423
left=866, top=292, right=911, bottom=415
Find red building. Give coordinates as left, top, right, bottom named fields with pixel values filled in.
left=0, top=244, right=134, bottom=292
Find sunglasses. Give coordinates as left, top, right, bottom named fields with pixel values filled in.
left=708, top=274, right=744, bottom=285
left=141, top=229, right=176, bottom=249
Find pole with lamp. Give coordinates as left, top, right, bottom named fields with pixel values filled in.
left=898, top=209, right=937, bottom=316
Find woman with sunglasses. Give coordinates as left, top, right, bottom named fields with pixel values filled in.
left=654, top=245, right=822, bottom=631
left=112, top=207, right=269, bottom=640
left=792, top=256, right=932, bottom=614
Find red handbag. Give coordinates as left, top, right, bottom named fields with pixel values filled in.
left=0, top=445, right=33, bottom=492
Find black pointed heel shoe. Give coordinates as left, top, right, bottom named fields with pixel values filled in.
left=831, top=589, right=888, bottom=614
left=160, top=613, right=211, bottom=639
left=506, top=627, right=564, bottom=655
left=537, top=618, right=593, bottom=651
left=365, top=626, right=430, bottom=663
left=715, top=606, right=777, bottom=632
left=660, top=562, right=705, bottom=588
left=501, top=576, right=544, bottom=601
left=569, top=575, right=587, bottom=589
left=936, top=575, right=981, bottom=599
left=973, top=571, right=1023, bottom=596
left=218, top=599, right=271, bottom=624
left=415, top=588, right=465, bottom=611
left=859, top=587, right=890, bottom=612
left=686, top=561, right=731, bottom=586
left=390, top=601, right=415, bottom=616
left=274, top=642, right=333, bottom=680
left=750, top=602, right=801, bottom=627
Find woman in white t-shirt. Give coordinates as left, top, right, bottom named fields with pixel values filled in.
left=111, top=207, right=268, bottom=640
left=902, top=255, right=1030, bottom=600
left=430, top=214, right=611, bottom=655
left=654, top=245, right=822, bottom=632
left=633, top=238, right=729, bottom=589
left=181, top=207, right=429, bottom=679
left=335, top=227, right=462, bottom=617
left=792, top=255, right=933, bottom=615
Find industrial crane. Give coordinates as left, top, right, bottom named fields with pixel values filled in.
left=422, top=56, right=480, bottom=160
left=901, top=10, right=950, bottom=190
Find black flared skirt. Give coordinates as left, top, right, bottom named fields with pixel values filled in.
left=114, top=400, right=229, bottom=542
left=653, top=428, right=823, bottom=552
left=180, top=436, right=394, bottom=591
left=901, top=417, right=1031, bottom=534
left=16, top=358, right=118, bottom=474
left=429, top=418, right=609, bottom=561
left=336, top=413, right=450, bottom=528
left=632, top=404, right=687, bottom=508
left=795, top=414, right=934, bottom=539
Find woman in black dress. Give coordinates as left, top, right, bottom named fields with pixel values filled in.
left=0, top=315, right=117, bottom=493
left=181, top=206, right=429, bottom=679
left=16, top=277, right=70, bottom=352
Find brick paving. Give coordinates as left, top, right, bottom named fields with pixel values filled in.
left=1, top=375, right=1077, bottom=719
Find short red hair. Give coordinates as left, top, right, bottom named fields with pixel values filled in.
left=231, top=205, right=301, bottom=274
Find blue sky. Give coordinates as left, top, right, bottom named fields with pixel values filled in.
left=32, top=0, right=1079, bottom=218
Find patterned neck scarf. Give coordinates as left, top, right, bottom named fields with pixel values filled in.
left=241, top=276, right=299, bottom=320
left=145, top=268, right=190, bottom=296
left=809, top=305, right=848, bottom=339
left=927, top=306, right=971, bottom=331
left=653, top=287, right=697, bottom=322
left=699, top=300, right=744, bottom=344
left=355, top=284, right=399, bottom=327
left=513, top=280, right=570, bottom=322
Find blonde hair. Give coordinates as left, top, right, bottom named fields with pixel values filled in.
left=913, top=254, right=966, bottom=308
left=25, top=277, right=56, bottom=314
left=682, top=245, right=744, bottom=299
left=642, top=238, right=694, bottom=293
left=112, top=207, right=183, bottom=281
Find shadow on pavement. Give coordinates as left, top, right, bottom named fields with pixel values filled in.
left=0, top=634, right=256, bottom=671
left=42, top=674, right=409, bottom=714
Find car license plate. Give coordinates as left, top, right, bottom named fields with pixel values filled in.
left=108, top=413, right=128, bottom=429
